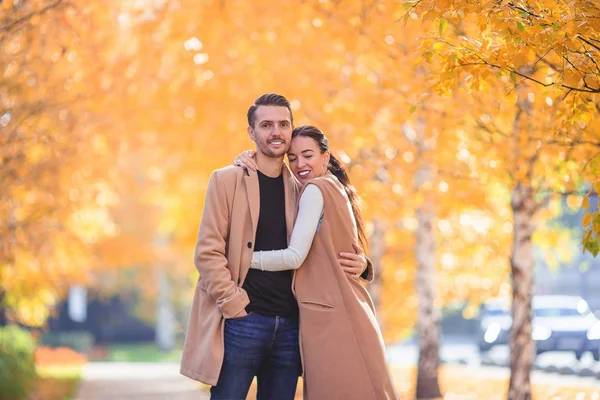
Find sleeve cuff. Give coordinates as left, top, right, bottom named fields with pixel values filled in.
left=360, top=256, right=375, bottom=283
left=220, top=289, right=251, bottom=319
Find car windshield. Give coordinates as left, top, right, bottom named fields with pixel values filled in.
left=534, top=308, right=588, bottom=317
left=483, top=308, right=509, bottom=317
left=482, top=299, right=593, bottom=318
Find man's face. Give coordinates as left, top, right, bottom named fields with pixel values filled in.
left=247, top=106, right=293, bottom=158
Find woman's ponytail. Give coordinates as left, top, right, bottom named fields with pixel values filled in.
left=292, top=126, right=367, bottom=251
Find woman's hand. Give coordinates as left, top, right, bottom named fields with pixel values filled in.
left=233, top=150, right=257, bottom=171
left=338, top=242, right=367, bottom=280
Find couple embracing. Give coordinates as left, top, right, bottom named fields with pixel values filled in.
left=180, top=94, right=398, bottom=400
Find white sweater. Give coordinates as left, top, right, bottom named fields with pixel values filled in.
left=251, top=184, right=324, bottom=271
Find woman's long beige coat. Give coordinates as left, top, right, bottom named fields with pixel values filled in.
left=294, top=173, right=398, bottom=400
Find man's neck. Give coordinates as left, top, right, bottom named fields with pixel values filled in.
left=255, top=152, right=284, bottom=178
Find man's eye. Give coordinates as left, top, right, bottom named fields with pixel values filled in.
left=281, top=122, right=290, bottom=127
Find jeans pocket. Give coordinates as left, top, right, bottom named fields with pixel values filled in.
left=227, top=311, right=254, bottom=322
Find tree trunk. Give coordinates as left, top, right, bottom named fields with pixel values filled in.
left=0, top=290, right=7, bottom=326
left=155, top=268, right=175, bottom=351
left=508, top=184, right=536, bottom=400
left=415, top=200, right=442, bottom=399
left=0, top=207, right=15, bottom=326
left=368, top=218, right=386, bottom=328
left=412, top=116, right=442, bottom=400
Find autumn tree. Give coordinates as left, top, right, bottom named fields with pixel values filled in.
left=412, top=2, right=600, bottom=399
left=412, top=0, right=600, bottom=252
left=0, top=0, right=126, bottom=325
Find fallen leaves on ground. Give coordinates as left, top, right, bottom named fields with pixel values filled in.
left=246, top=365, right=600, bottom=399
left=30, top=347, right=85, bottom=400
left=34, top=346, right=87, bottom=366
left=29, top=377, right=81, bottom=400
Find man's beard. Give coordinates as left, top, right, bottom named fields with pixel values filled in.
left=256, top=138, right=287, bottom=158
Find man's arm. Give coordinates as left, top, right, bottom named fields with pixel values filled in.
left=194, top=170, right=249, bottom=319
left=361, top=257, right=375, bottom=282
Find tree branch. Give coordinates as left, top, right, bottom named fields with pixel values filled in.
left=577, top=35, right=600, bottom=52
left=0, top=0, right=65, bottom=33
left=507, top=2, right=543, bottom=19
left=542, top=139, right=600, bottom=148
left=533, top=48, right=556, bottom=70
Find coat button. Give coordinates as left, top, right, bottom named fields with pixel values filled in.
left=247, top=242, right=252, bottom=248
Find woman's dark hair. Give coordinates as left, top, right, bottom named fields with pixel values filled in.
left=292, top=125, right=368, bottom=250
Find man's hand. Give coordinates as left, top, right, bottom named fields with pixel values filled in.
left=233, top=150, right=257, bottom=171
left=338, top=242, right=367, bottom=280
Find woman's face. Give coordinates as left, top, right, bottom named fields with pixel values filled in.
left=287, top=136, right=330, bottom=183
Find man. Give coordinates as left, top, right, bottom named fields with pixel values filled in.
left=180, top=94, right=368, bottom=399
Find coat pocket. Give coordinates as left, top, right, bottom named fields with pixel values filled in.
left=300, top=301, right=335, bottom=311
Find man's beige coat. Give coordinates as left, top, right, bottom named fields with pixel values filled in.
left=295, top=172, right=398, bottom=399
left=180, top=165, right=300, bottom=385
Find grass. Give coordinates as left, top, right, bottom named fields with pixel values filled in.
left=92, top=342, right=182, bottom=362
left=36, top=364, right=83, bottom=379
left=30, top=364, right=83, bottom=400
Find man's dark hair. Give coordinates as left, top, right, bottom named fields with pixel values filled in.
left=247, top=94, right=293, bottom=128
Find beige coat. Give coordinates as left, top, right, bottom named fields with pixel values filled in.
left=294, top=172, right=398, bottom=399
left=180, top=165, right=300, bottom=385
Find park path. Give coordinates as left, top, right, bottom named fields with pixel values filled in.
left=74, top=362, right=209, bottom=400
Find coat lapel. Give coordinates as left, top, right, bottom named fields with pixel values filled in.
left=245, top=168, right=260, bottom=240
left=238, top=168, right=259, bottom=286
left=282, top=164, right=299, bottom=243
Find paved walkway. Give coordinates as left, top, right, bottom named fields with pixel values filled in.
left=74, top=362, right=209, bottom=400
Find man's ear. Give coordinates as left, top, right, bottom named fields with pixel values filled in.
left=247, top=126, right=255, bottom=141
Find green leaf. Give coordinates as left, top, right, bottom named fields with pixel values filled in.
left=517, top=21, right=526, bottom=32
left=439, top=18, right=448, bottom=36
left=403, top=1, right=415, bottom=10
left=589, top=240, right=599, bottom=257
left=409, top=105, right=417, bottom=114
left=510, top=71, right=517, bottom=82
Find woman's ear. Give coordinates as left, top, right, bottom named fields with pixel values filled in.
left=324, top=151, right=331, bottom=166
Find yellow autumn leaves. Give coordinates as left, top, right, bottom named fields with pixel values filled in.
left=2, top=0, right=598, bottom=332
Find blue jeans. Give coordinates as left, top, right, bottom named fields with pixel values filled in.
left=210, top=312, right=301, bottom=400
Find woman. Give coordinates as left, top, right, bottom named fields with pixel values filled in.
left=236, top=126, right=398, bottom=399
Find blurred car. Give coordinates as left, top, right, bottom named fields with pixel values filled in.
left=478, top=295, right=600, bottom=361
left=478, top=298, right=511, bottom=352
